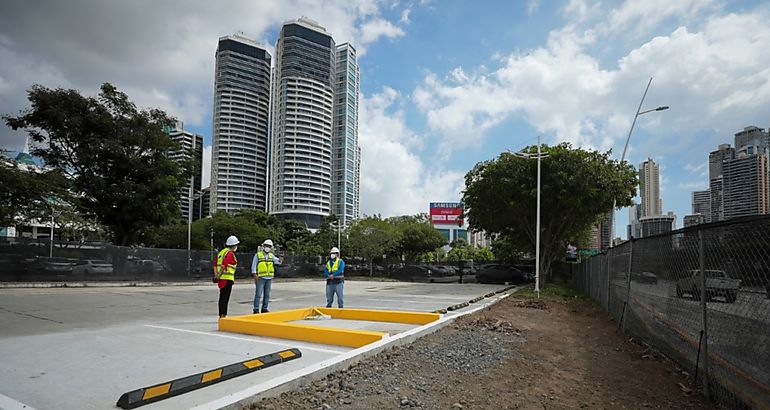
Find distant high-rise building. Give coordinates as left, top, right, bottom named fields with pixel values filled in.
left=709, top=144, right=735, bottom=222
left=270, top=18, right=336, bottom=230
left=723, top=152, right=769, bottom=219
left=627, top=202, right=642, bottom=239
left=168, top=121, right=203, bottom=221
left=691, top=190, right=711, bottom=223
left=683, top=214, right=706, bottom=228
left=332, top=43, right=360, bottom=226
left=210, top=32, right=272, bottom=213
left=734, top=126, right=770, bottom=152
left=640, top=213, right=675, bottom=237
left=639, top=158, right=661, bottom=218
left=270, top=17, right=360, bottom=230
left=199, top=187, right=211, bottom=219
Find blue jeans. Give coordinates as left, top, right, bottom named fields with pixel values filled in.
left=253, top=277, right=272, bottom=313
left=326, top=280, right=344, bottom=308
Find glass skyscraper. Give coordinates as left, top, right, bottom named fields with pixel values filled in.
left=270, top=18, right=338, bottom=229
left=210, top=32, right=272, bottom=213
left=168, top=121, right=203, bottom=221
left=332, top=43, right=360, bottom=227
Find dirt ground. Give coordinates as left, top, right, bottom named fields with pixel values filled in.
left=249, top=291, right=715, bottom=410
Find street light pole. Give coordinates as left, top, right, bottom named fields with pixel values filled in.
left=49, top=210, right=54, bottom=258
left=513, top=136, right=549, bottom=298
left=611, top=77, right=669, bottom=244
left=535, top=135, right=543, bottom=298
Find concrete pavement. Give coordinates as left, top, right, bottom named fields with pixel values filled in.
left=0, top=279, right=511, bottom=410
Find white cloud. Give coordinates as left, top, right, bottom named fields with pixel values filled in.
left=413, top=7, right=770, bottom=161
left=201, top=145, right=212, bottom=189
left=359, top=18, right=406, bottom=44
left=684, top=162, right=708, bottom=176
left=527, top=0, right=541, bottom=16
left=0, top=0, right=404, bottom=152
left=677, top=180, right=708, bottom=190
left=401, top=7, right=412, bottom=23
left=359, top=88, right=465, bottom=216
left=605, top=0, right=716, bottom=36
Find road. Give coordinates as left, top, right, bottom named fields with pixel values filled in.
left=608, top=279, right=770, bottom=407
left=0, top=279, right=509, bottom=410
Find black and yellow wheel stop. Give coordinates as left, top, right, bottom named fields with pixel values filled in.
left=116, top=348, right=301, bottom=409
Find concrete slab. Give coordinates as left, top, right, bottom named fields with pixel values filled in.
left=0, top=280, right=510, bottom=409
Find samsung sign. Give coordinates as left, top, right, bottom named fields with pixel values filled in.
left=429, top=202, right=464, bottom=225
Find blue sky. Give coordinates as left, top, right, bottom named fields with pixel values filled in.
left=2, top=0, right=770, bottom=239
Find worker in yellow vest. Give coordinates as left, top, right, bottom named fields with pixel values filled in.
left=251, top=239, right=281, bottom=313
left=214, top=235, right=239, bottom=318
left=324, top=247, right=346, bottom=308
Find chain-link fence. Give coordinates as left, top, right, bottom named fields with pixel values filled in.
left=0, top=237, right=536, bottom=285
left=574, top=215, right=770, bottom=409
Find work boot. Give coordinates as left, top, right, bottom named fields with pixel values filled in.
left=253, top=310, right=259, bottom=314
left=261, top=309, right=269, bottom=313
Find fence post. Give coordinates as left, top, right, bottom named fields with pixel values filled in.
left=698, top=229, right=710, bottom=398
left=621, top=239, right=634, bottom=331
left=606, top=248, right=612, bottom=310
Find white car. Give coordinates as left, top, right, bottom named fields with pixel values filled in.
left=72, top=259, right=113, bottom=276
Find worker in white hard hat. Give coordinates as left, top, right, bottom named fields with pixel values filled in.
left=214, top=235, right=239, bottom=318
left=324, top=247, right=346, bottom=308
left=251, top=239, right=282, bottom=313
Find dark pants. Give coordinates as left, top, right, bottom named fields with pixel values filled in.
left=218, top=280, right=233, bottom=317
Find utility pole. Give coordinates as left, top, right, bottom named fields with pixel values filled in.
left=513, top=136, right=549, bottom=298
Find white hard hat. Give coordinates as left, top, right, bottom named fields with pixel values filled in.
left=263, top=239, right=274, bottom=247
left=226, top=235, right=240, bottom=246
left=330, top=247, right=340, bottom=254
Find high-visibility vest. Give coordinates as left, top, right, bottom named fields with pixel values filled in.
left=216, top=248, right=237, bottom=281
left=326, top=258, right=341, bottom=275
left=256, top=251, right=275, bottom=278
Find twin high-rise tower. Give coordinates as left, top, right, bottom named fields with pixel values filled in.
left=210, top=18, right=360, bottom=229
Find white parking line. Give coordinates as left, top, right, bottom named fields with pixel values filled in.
left=0, top=392, right=37, bottom=410
left=369, top=298, right=466, bottom=305
left=144, top=325, right=347, bottom=355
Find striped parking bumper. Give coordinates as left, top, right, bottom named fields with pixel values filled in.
left=116, top=348, right=301, bottom=409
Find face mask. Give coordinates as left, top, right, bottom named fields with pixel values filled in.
left=330, top=253, right=338, bottom=260
left=263, top=246, right=272, bottom=252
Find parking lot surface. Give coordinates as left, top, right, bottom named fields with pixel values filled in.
left=0, top=280, right=508, bottom=409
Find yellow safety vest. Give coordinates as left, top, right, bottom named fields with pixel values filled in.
left=256, top=251, right=275, bottom=278
left=326, top=258, right=341, bottom=275
left=216, top=248, right=237, bottom=281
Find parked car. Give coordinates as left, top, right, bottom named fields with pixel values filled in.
left=126, top=259, right=165, bottom=275
left=476, top=264, right=527, bottom=284
left=390, top=265, right=444, bottom=282
left=631, top=271, right=658, bottom=284
left=27, top=257, right=78, bottom=276
left=675, top=270, right=741, bottom=303
left=72, top=259, right=113, bottom=276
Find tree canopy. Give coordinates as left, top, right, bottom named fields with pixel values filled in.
left=4, top=83, right=189, bottom=245
left=463, top=142, right=637, bottom=277
left=0, top=152, right=70, bottom=226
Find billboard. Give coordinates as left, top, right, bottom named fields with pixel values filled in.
left=430, top=202, right=464, bottom=225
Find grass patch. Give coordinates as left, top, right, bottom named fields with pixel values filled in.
left=514, top=279, right=589, bottom=300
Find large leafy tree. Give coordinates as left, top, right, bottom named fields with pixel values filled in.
left=346, top=216, right=400, bottom=275
left=463, top=143, right=637, bottom=279
left=4, top=83, right=188, bottom=246
left=387, top=215, right=446, bottom=261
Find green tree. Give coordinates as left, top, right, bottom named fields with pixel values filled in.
left=446, top=238, right=474, bottom=261
left=4, top=83, right=189, bottom=246
left=473, top=247, right=495, bottom=262
left=388, top=215, right=446, bottom=261
left=463, top=142, right=636, bottom=279
left=347, top=216, right=400, bottom=275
